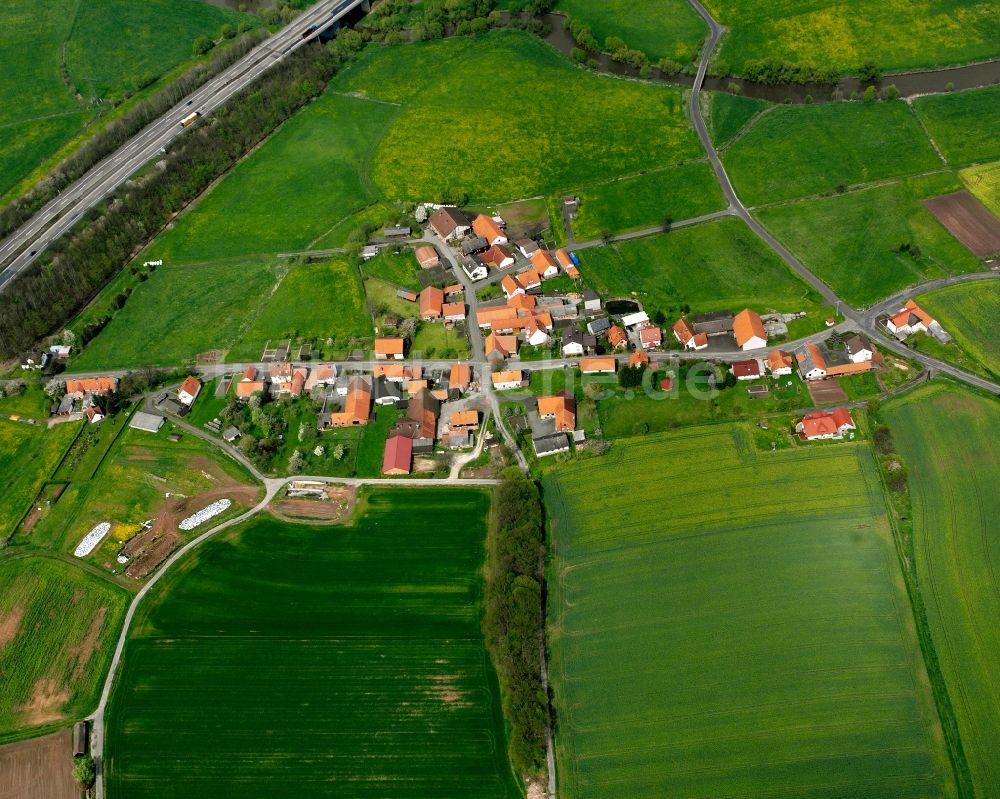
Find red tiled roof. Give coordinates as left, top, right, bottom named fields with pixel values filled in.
left=66, top=377, right=117, bottom=395
left=382, top=435, right=412, bottom=474
left=733, top=308, right=767, bottom=348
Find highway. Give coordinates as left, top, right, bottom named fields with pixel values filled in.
left=0, top=0, right=366, bottom=292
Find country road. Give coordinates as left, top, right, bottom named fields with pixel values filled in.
left=0, top=0, right=367, bottom=291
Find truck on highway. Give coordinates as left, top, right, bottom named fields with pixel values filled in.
left=180, top=111, right=201, bottom=128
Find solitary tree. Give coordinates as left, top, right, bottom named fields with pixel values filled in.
left=72, top=756, right=96, bottom=789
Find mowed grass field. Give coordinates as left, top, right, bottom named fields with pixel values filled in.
left=229, top=258, right=373, bottom=360
left=330, top=30, right=703, bottom=203
left=724, top=101, right=942, bottom=206
left=0, top=419, right=80, bottom=541
left=105, top=489, right=521, bottom=798
left=0, top=0, right=252, bottom=201
left=917, top=281, right=1000, bottom=379
left=703, top=0, right=1000, bottom=74
left=570, top=163, right=726, bottom=241
left=544, top=426, right=955, bottom=799
left=0, top=557, right=128, bottom=738
left=707, top=92, right=770, bottom=147
left=146, top=92, right=397, bottom=262
left=757, top=173, right=983, bottom=307
left=72, top=257, right=279, bottom=369
left=883, top=384, right=1000, bottom=799
left=555, top=0, right=707, bottom=63
left=577, top=216, right=821, bottom=319
left=914, top=86, right=1000, bottom=167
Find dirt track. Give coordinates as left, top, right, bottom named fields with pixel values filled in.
left=0, top=730, right=75, bottom=799
left=923, top=191, right=1000, bottom=258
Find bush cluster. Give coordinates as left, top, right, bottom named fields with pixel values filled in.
left=742, top=57, right=839, bottom=85
left=484, top=474, right=548, bottom=777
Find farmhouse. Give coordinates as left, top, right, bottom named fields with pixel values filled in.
left=177, top=375, right=202, bottom=406
left=442, top=301, right=466, bottom=322
left=374, top=363, right=406, bottom=382
left=236, top=380, right=266, bottom=400
left=429, top=207, right=471, bottom=241
left=461, top=236, right=490, bottom=256
left=419, top=286, right=444, bottom=320
left=451, top=410, right=479, bottom=430
left=492, top=370, right=524, bottom=390
left=673, top=318, right=709, bottom=350
left=733, top=309, right=768, bottom=350
left=563, top=329, right=597, bottom=356
left=130, top=411, right=165, bottom=433
left=480, top=244, right=515, bottom=270
left=304, top=364, right=337, bottom=391
left=382, top=434, right=413, bottom=475
left=85, top=405, right=105, bottom=424
left=415, top=245, right=440, bottom=269
left=797, top=342, right=873, bottom=380
left=65, top=377, right=117, bottom=398
left=580, top=357, right=616, bottom=374
left=406, top=389, right=441, bottom=441
left=508, top=293, right=537, bottom=312
left=630, top=349, right=649, bottom=368
left=844, top=335, right=874, bottom=363
left=472, top=214, right=507, bottom=246
left=887, top=299, right=935, bottom=336
left=375, top=337, right=405, bottom=360
left=461, top=257, right=488, bottom=281
left=588, top=317, right=611, bottom=336
left=731, top=359, right=762, bottom=381
left=639, top=326, right=662, bottom=350
left=538, top=394, right=576, bottom=432
left=449, top=363, right=472, bottom=396
left=524, top=317, right=551, bottom=346
left=555, top=248, right=580, bottom=278
left=328, top=377, right=371, bottom=427
left=607, top=325, right=627, bottom=349
left=501, top=274, right=525, bottom=299
left=269, top=362, right=293, bottom=385
left=621, top=311, right=649, bottom=330
left=518, top=239, right=540, bottom=258
left=796, top=408, right=856, bottom=441
left=486, top=333, right=519, bottom=360
left=530, top=250, right=559, bottom=279
left=767, top=349, right=794, bottom=376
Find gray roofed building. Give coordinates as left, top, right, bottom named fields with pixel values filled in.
left=461, top=235, right=489, bottom=256
left=692, top=311, right=735, bottom=335
left=384, top=225, right=411, bottom=237
left=562, top=329, right=597, bottom=354
left=222, top=426, right=241, bottom=442
left=587, top=317, right=611, bottom=336
left=130, top=411, right=165, bottom=433
left=533, top=432, right=570, bottom=457
left=373, top=376, right=404, bottom=405
left=361, top=245, right=381, bottom=260
left=446, top=431, right=473, bottom=449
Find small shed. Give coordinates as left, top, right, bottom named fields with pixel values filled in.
left=73, top=721, right=89, bottom=756
left=384, top=225, right=411, bottom=238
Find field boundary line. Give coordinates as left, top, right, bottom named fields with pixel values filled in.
left=906, top=99, right=948, bottom=165
left=717, top=102, right=780, bottom=152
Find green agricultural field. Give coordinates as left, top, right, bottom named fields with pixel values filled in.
left=360, top=248, right=424, bottom=291
left=917, top=281, right=1000, bottom=379
left=331, top=30, right=702, bottom=203
left=961, top=160, right=1000, bottom=216
left=555, top=0, right=707, bottom=63
left=757, top=173, right=983, bottom=307
left=64, top=0, right=253, bottom=100
left=24, top=423, right=260, bottom=560
left=724, top=101, right=941, bottom=206
left=72, top=257, right=279, bottom=369
left=0, top=420, right=80, bottom=541
left=703, top=0, right=1000, bottom=75
left=914, top=86, right=1000, bottom=166
left=146, top=92, right=397, bottom=262
left=105, top=489, right=521, bottom=798
left=577, top=216, right=822, bottom=320
left=883, top=383, right=1000, bottom=799
left=0, top=0, right=254, bottom=201
left=570, top=163, right=726, bottom=241
left=0, top=556, right=128, bottom=739
left=707, top=91, right=771, bottom=148
left=229, top=259, right=373, bottom=361
left=544, top=426, right=955, bottom=799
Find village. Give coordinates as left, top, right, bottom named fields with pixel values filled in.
left=26, top=202, right=957, bottom=473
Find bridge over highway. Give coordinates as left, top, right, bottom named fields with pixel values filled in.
left=0, top=0, right=369, bottom=292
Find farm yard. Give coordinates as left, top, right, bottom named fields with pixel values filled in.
left=544, top=426, right=955, bottom=799
left=913, top=85, right=1000, bottom=167
left=144, top=92, right=396, bottom=263
left=554, top=0, right=707, bottom=64
left=917, top=282, right=1000, bottom=380
left=0, top=0, right=254, bottom=201
left=576, top=217, right=823, bottom=321
left=330, top=30, right=702, bottom=203
left=757, top=173, right=984, bottom=307
left=104, top=488, right=521, bottom=798
left=569, top=163, right=726, bottom=242
left=883, top=384, right=1000, bottom=799
left=723, top=101, right=942, bottom=206
left=702, top=0, right=1000, bottom=75
left=0, top=557, right=128, bottom=738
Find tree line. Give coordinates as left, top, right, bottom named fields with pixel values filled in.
left=0, top=32, right=369, bottom=359
left=0, top=29, right=267, bottom=242
left=484, top=473, right=549, bottom=780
